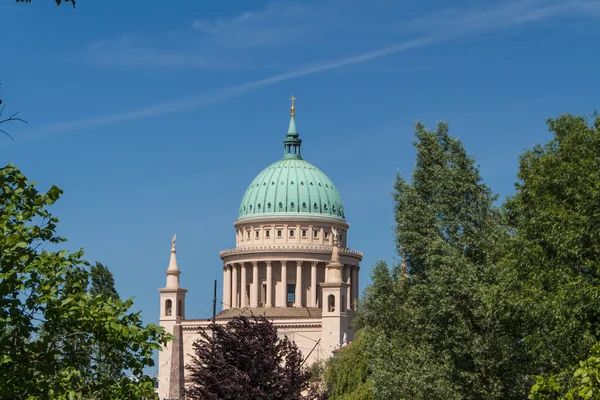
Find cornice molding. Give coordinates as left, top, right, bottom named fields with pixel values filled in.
left=220, top=244, right=363, bottom=260
left=234, top=215, right=350, bottom=228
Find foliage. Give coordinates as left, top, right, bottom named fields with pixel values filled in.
left=90, top=262, right=120, bottom=300
left=502, top=113, right=600, bottom=393
left=185, top=315, right=310, bottom=400
left=359, top=121, right=524, bottom=399
left=355, top=113, right=600, bottom=399
left=324, top=331, right=373, bottom=400
left=530, top=343, right=600, bottom=400
left=0, top=164, right=169, bottom=399
left=305, top=360, right=328, bottom=399
left=16, top=0, right=76, bottom=7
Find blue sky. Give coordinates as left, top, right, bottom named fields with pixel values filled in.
left=1, top=0, right=599, bottom=372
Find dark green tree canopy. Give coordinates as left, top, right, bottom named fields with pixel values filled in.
left=90, top=262, right=120, bottom=301
left=324, top=332, right=373, bottom=400
left=503, top=113, right=600, bottom=383
left=358, top=121, right=524, bottom=399
left=353, top=113, right=600, bottom=399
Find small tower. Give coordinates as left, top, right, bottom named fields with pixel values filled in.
left=320, top=228, right=351, bottom=354
left=283, top=94, right=302, bottom=159
left=158, top=235, right=187, bottom=400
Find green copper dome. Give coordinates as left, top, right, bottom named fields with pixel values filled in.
left=238, top=107, right=345, bottom=221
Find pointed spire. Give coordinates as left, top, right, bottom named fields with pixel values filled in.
left=165, top=234, right=181, bottom=288
left=283, top=95, right=302, bottom=159
left=168, top=234, right=178, bottom=271
left=326, top=227, right=343, bottom=283
left=288, top=115, right=297, bottom=135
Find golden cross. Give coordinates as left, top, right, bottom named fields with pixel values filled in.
left=289, top=95, right=296, bottom=117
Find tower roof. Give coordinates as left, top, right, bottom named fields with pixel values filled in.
left=164, top=234, right=181, bottom=289
left=238, top=96, right=345, bottom=222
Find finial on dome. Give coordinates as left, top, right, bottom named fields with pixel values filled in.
left=290, top=94, right=296, bottom=117
left=171, top=234, right=176, bottom=252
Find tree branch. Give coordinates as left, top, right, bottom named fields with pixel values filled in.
left=0, top=104, right=27, bottom=140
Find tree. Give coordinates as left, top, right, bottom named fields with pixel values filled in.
left=530, top=343, right=600, bottom=400
left=16, top=0, right=76, bottom=7
left=359, top=121, right=524, bottom=399
left=324, top=331, right=373, bottom=400
left=0, top=164, right=170, bottom=399
left=90, top=261, right=120, bottom=300
left=185, top=315, right=310, bottom=400
left=0, top=84, right=26, bottom=139
left=502, top=113, right=600, bottom=389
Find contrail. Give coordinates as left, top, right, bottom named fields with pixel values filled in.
left=8, top=0, right=597, bottom=145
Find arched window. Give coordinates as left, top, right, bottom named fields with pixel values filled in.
left=165, top=299, right=172, bottom=316
left=177, top=300, right=183, bottom=317
left=328, top=294, right=335, bottom=312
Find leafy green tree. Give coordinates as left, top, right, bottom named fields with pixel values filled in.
left=185, top=315, right=310, bottom=400
left=359, top=121, right=523, bottom=399
left=503, top=113, right=600, bottom=388
left=0, top=164, right=169, bottom=399
left=530, top=343, right=600, bottom=400
left=324, top=331, right=373, bottom=400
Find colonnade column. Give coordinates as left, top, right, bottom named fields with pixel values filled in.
left=310, top=261, right=317, bottom=308
left=280, top=260, right=287, bottom=307
left=223, top=265, right=231, bottom=310
left=266, top=261, right=273, bottom=307
left=231, top=263, right=238, bottom=308
left=352, top=265, right=359, bottom=311
left=250, top=261, right=259, bottom=308
left=346, top=265, right=352, bottom=311
left=295, top=261, right=303, bottom=308
left=240, top=262, right=247, bottom=308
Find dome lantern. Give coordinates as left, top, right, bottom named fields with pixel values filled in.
left=283, top=95, right=302, bottom=160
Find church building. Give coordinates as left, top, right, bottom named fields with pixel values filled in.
left=157, top=97, right=363, bottom=399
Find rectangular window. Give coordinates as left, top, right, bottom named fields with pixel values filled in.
left=313, top=230, right=319, bottom=238
left=290, top=230, right=295, bottom=237
left=255, top=230, right=259, bottom=238
left=266, top=230, right=270, bottom=238
left=247, top=231, right=250, bottom=239
left=287, top=284, right=296, bottom=303
left=302, top=229, right=307, bottom=237
left=277, top=230, right=282, bottom=238
left=324, top=232, right=329, bottom=239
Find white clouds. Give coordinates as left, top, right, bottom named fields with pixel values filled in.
left=190, top=3, right=326, bottom=47
left=76, top=0, right=356, bottom=69
left=78, top=35, right=219, bottom=68
left=403, top=0, right=600, bottom=37
left=76, top=0, right=600, bottom=70
left=18, top=0, right=600, bottom=143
